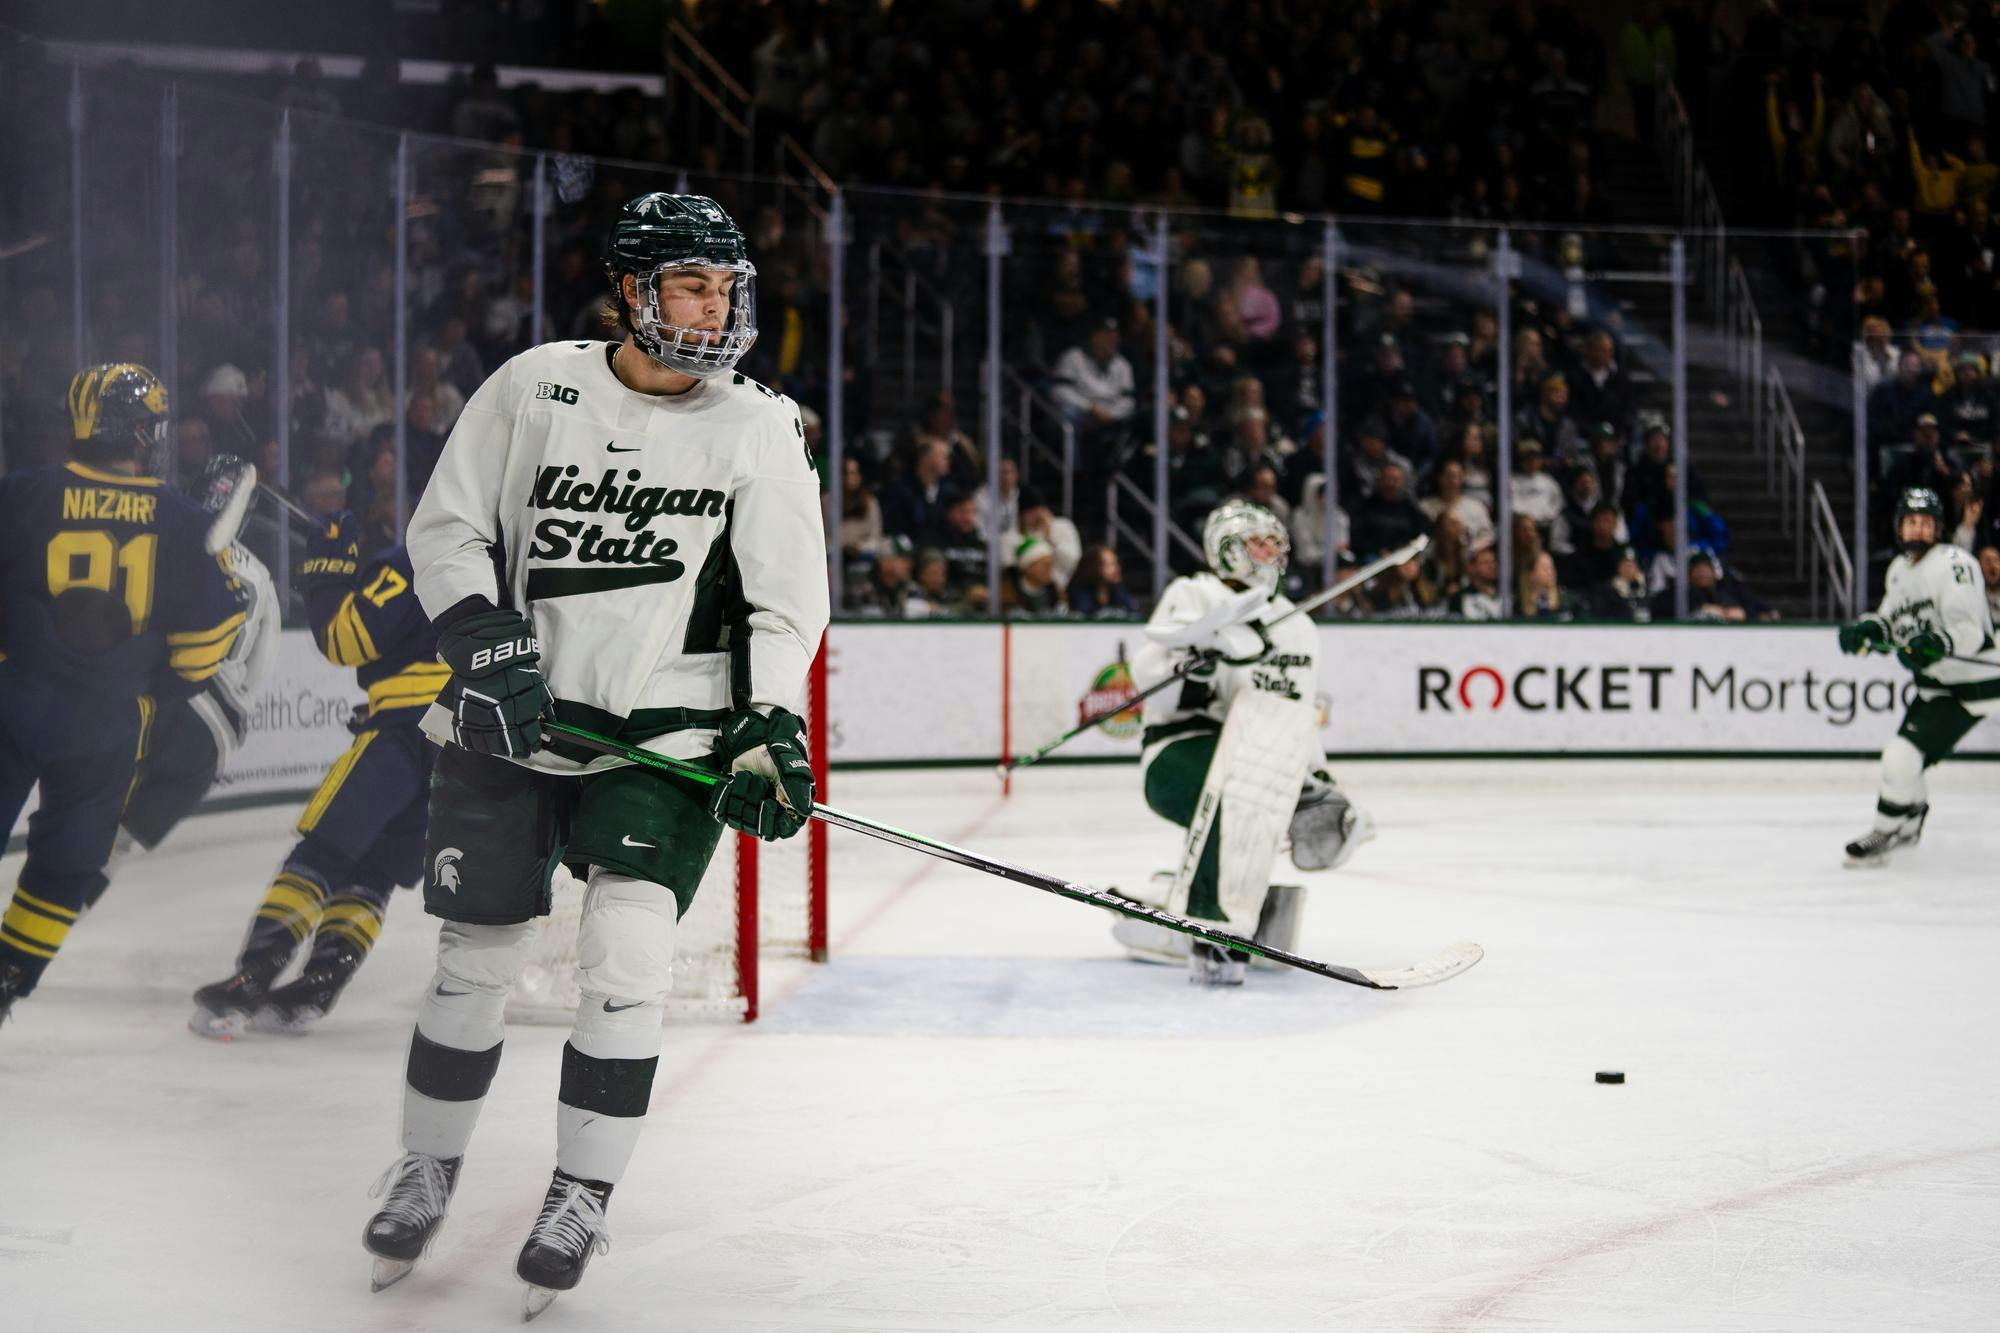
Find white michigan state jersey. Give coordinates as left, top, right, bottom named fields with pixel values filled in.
left=1877, top=542, right=2000, bottom=712
left=408, top=340, right=829, bottom=768
left=1131, top=573, right=1320, bottom=766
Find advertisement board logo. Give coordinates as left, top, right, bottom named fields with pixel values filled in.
left=1081, top=659, right=1144, bottom=740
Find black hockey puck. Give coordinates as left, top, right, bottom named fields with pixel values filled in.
left=1595, top=1071, right=1625, bottom=1085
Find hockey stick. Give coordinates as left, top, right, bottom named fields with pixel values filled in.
left=257, top=481, right=335, bottom=537
left=1866, top=640, right=1994, bottom=668
left=997, top=534, right=1430, bottom=778
left=540, top=719, right=1482, bottom=991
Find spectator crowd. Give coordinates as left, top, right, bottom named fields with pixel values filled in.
left=1, top=1, right=1784, bottom=622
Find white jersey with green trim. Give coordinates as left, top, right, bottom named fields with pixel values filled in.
left=1877, top=542, right=2000, bottom=703
left=1132, top=572, right=1320, bottom=764
left=407, top=340, right=828, bottom=769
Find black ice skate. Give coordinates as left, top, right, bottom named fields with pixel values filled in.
left=517, top=1169, right=613, bottom=1321
left=252, top=942, right=364, bottom=1035
left=0, top=957, right=28, bottom=1027
left=1844, top=806, right=1929, bottom=868
left=1188, top=939, right=1249, bottom=987
left=189, top=940, right=292, bottom=1040
left=362, top=1151, right=461, bottom=1292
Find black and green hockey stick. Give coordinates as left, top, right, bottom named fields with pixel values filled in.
left=997, top=534, right=1430, bottom=778
left=1865, top=639, right=1995, bottom=668
left=540, top=719, right=1481, bottom=992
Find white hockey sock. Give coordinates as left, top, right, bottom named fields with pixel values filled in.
left=555, top=872, right=676, bottom=1185
left=1873, top=736, right=1927, bottom=833
left=401, top=921, right=534, bottom=1161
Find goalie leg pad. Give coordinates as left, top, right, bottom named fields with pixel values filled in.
left=1171, top=689, right=1316, bottom=929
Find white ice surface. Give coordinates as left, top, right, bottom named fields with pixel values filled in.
left=4, top=759, right=1999, bottom=1332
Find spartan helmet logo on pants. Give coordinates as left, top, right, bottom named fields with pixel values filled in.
left=432, top=848, right=464, bottom=894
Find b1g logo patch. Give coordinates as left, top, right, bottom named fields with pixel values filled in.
left=1080, top=657, right=1144, bottom=741
left=535, top=381, right=580, bottom=405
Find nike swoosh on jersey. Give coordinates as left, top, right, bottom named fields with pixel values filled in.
left=606, top=443, right=640, bottom=453
left=434, top=982, right=472, bottom=998
left=621, top=834, right=656, bottom=848
left=602, top=998, right=645, bottom=1012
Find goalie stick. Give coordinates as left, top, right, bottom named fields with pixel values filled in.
left=541, top=719, right=1482, bottom=992
left=997, top=534, right=1430, bottom=778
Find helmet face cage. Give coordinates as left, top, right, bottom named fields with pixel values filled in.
left=1203, top=500, right=1290, bottom=592
left=625, top=258, right=758, bottom=379
left=1895, top=486, right=1944, bottom=555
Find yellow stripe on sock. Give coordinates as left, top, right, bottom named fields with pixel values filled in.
left=0, top=923, right=57, bottom=959
left=317, top=899, right=383, bottom=951
left=2, top=901, right=72, bottom=949
left=14, top=888, right=80, bottom=922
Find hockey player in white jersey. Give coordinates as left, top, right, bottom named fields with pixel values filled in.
left=1111, top=500, right=1372, bottom=984
left=360, top=193, right=827, bottom=1318
left=1837, top=486, right=2000, bottom=865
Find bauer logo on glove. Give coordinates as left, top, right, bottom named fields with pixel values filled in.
left=436, top=608, right=556, bottom=758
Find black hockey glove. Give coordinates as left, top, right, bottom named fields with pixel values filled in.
left=436, top=608, right=555, bottom=757
left=708, top=707, right=815, bottom=841
left=1897, top=628, right=1949, bottom=671
left=1837, top=617, right=1889, bottom=656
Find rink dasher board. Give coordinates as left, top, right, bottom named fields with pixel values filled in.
left=823, top=622, right=2000, bottom=764
left=9, top=624, right=1987, bottom=850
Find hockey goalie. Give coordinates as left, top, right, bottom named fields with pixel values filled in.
left=1111, top=500, right=1373, bottom=985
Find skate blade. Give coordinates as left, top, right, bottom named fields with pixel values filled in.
left=189, top=1008, right=249, bottom=1041
left=1843, top=853, right=1894, bottom=869
left=250, top=1006, right=322, bottom=1036
left=370, top=1258, right=416, bottom=1293
left=522, top=1285, right=560, bottom=1321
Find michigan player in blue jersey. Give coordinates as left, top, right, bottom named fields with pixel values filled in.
left=0, top=364, right=247, bottom=1024
left=189, top=511, right=446, bottom=1037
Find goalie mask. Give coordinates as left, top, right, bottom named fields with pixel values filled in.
left=67, top=362, right=170, bottom=474
left=605, top=192, right=757, bottom=379
left=1203, top=500, right=1289, bottom=594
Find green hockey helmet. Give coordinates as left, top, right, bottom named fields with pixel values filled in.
left=1893, top=485, right=1944, bottom=558
left=604, top=193, right=757, bottom=379
left=67, top=362, right=169, bottom=471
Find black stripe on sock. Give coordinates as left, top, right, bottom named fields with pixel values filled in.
left=560, top=1041, right=659, bottom=1118
left=405, top=1029, right=503, bottom=1103
left=1877, top=797, right=1920, bottom=818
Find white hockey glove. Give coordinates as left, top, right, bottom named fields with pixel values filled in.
left=1147, top=584, right=1275, bottom=672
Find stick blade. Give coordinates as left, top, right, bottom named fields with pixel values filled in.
left=1354, top=941, right=1483, bottom=990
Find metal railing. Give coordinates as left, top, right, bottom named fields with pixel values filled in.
left=864, top=241, right=956, bottom=417
left=1657, top=69, right=1855, bottom=612
left=998, top=364, right=1075, bottom=521
left=1105, top=472, right=1203, bottom=586
left=663, top=20, right=833, bottom=224
left=1808, top=480, right=1857, bottom=619
left=1758, top=363, right=1809, bottom=561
